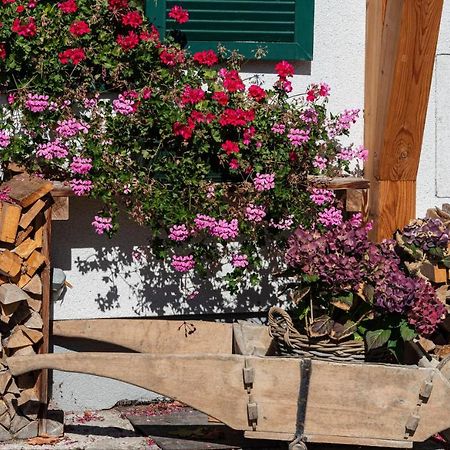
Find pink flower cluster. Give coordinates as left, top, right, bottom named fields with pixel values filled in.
left=70, top=157, right=92, bottom=174
left=337, top=145, right=369, bottom=162
left=300, top=108, right=318, bottom=124
left=318, top=206, right=343, bottom=227
left=211, top=219, right=239, bottom=240
left=92, top=215, right=113, bottom=235
left=194, top=214, right=216, bottom=230
left=0, top=131, right=11, bottom=148
left=25, top=94, right=49, bottom=112
left=269, top=215, right=294, bottom=230
left=310, top=188, right=335, bottom=206
left=253, top=173, right=275, bottom=191
left=171, top=255, right=195, bottom=273
left=313, top=155, right=327, bottom=170
left=231, top=253, right=248, bottom=268
left=168, top=224, right=189, bottom=241
left=271, top=123, right=285, bottom=134
left=245, top=204, right=266, bottom=222
left=70, top=179, right=93, bottom=196
left=36, top=140, right=68, bottom=159
left=288, top=128, right=310, bottom=146
left=56, top=118, right=89, bottom=137
left=306, top=82, right=331, bottom=102
left=113, top=95, right=136, bottom=115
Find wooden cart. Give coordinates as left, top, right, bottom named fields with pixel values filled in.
left=6, top=318, right=450, bottom=449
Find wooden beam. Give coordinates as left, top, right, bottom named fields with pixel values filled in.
left=365, top=0, right=444, bottom=240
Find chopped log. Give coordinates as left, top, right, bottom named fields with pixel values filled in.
left=20, top=327, right=43, bottom=344
left=420, top=261, right=447, bottom=284
left=1, top=302, right=20, bottom=318
left=22, top=275, right=42, bottom=296
left=24, top=251, right=46, bottom=277
left=0, top=251, right=22, bottom=278
left=23, top=312, right=43, bottom=330
left=52, top=197, right=69, bottom=221
left=10, top=302, right=32, bottom=327
left=10, top=413, right=30, bottom=434
left=17, top=388, right=39, bottom=407
left=11, top=346, right=36, bottom=357
left=0, top=372, right=11, bottom=395
left=0, top=284, right=30, bottom=305
left=32, top=216, right=44, bottom=250
left=0, top=412, right=11, bottom=430
left=0, top=202, right=22, bottom=244
left=14, top=419, right=38, bottom=439
left=26, top=298, right=41, bottom=312
left=2, top=175, right=53, bottom=208
left=13, top=239, right=38, bottom=260
left=7, top=377, right=20, bottom=395
left=15, top=226, right=34, bottom=247
left=19, top=200, right=46, bottom=230
left=16, top=274, right=31, bottom=289
left=4, top=328, right=33, bottom=349
left=0, top=401, right=7, bottom=417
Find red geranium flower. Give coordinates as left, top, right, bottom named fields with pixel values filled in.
left=58, top=0, right=77, bottom=13
left=11, top=17, right=36, bottom=37
left=159, top=48, right=185, bottom=66
left=69, top=20, right=90, bottom=36
left=121, top=11, right=143, bottom=28
left=180, top=86, right=205, bottom=105
left=16, top=4, right=25, bottom=12
left=58, top=47, right=86, bottom=65
left=116, top=31, right=140, bottom=51
left=140, top=24, right=160, bottom=43
left=221, top=140, right=240, bottom=156
left=168, top=5, right=189, bottom=24
left=212, top=91, right=229, bottom=106
left=173, top=120, right=195, bottom=140
left=193, top=50, right=218, bottom=67
left=275, top=60, right=294, bottom=79
left=219, top=108, right=254, bottom=127
left=0, top=44, right=6, bottom=60
left=229, top=159, right=239, bottom=170
left=222, top=70, right=245, bottom=92
left=108, top=0, right=128, bottom=10
left=1, top=0, right=16, bottom=4
left=248, top=85, right=266, bottom=102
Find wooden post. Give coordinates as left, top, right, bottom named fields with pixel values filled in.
left=365, top=0, right=443, bottom=240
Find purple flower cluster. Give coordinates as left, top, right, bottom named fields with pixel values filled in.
left=253, top=173, right=275, bottom=191
left=171, top=254, right=195, bottom=272
left=70, top=179, right=93, bottom=196
left=285, top=219, right=445, bottom=335
left=25, top=93, right=49, bottom=112
left=92, top=215, right=113, bottom=235
left=211, top=219, right=239, bottom=240
left=318, top=206, right=343, bottom=227
left=56, top=118, right=89, bottom=138
left=245, top=204, right=266, bottom=222
left=402, top=218, right=449, bottom=253
left=0, top=130, right=11, bottom=148
left=194, top=214, right=217, bottom=230
left=168, top=224, right=189, bottom=241
left=70, top=157, right=93, bottom=175
left=36, top=140, right=68, bottom=159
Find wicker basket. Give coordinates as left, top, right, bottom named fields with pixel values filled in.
left=268, top=306, right=366, bottom=362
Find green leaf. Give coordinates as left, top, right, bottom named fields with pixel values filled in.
left=400, top=321, right=417, bottom=342
left=330, top=293, right=353, bottom=311
left=365, top=329, right=391, bottom=351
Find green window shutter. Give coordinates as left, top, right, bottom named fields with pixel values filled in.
left=145, top=0, right=314, bottom=61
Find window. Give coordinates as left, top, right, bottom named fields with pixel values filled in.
left=145, top=0, right=314, bottom=60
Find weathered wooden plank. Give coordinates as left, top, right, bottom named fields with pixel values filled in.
left=53, top=319, right=233, bottom=354
left=304, top=434, right=412, bottom=448
left=51, top=197, right=69, bottom=221
left=19, top=199, right=47, bottom=229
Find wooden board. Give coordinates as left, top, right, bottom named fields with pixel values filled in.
left=365, top=0, right=444, bottom=240
left=7, top=353, right=450, bottom=445
left=53, top=319, right=233, bottom=355
left=51, top=197, right=69, bottom=221
left=2, top=175, right=53, bottom=208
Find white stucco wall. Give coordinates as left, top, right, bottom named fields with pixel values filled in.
left=51, top=0, right=412, bottom=410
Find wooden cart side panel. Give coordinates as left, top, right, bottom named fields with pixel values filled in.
left=53, top=319, right=233, bottom=354
left=303, top=360, right=438, bottom=442
left=7, top=353, right=250, bottom=431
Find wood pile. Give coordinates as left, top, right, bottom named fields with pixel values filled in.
left=0, top=174, right=52, bottom=441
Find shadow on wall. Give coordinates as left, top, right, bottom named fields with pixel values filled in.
left=52, top=197, right=285, bottom=317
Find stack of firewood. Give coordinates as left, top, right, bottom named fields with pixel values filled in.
left=0, top=174, right=52, bottom=441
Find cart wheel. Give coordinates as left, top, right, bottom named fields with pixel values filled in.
left=288, top=440, right=308, bottom=450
